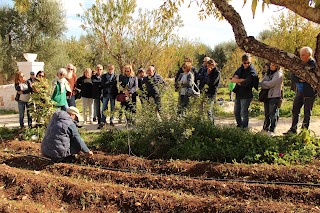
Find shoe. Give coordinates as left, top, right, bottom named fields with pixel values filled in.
left=118, top=118, right=122, bottom=124
left=268, top=131, right=276, bottom=137
left=93, top=118, right=96, bottom=122
left=283, top=129, right=297, bottom=135
left=76, top=124, right=82, bottom=128
left=97, top=123, right=105, bottom=129
left=110, top=122, right=115, bottom=127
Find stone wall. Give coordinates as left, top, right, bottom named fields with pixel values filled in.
left=0, top=84, right=18, bottom=111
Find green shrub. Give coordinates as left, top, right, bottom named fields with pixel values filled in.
left=0, top=127, right=19, bottom=140
left=92, top=82, right=319, bottom=164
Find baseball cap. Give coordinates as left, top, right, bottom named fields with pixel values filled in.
left=30, top=71, right=35, bottom=75
left=66, top=106, right=83, bottom=121
left=203, top=57, right=211, bottom=62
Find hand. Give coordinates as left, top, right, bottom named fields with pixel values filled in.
left=18, top=91, right=23, bottom=95
left=86, top=151, right=94, bottom=157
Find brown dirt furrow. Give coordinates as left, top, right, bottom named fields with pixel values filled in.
left=0, top=164, right=317, bottom=213
left=2, top=140, right=320, bottom=183
left=44, top=163, right=320, bottom=206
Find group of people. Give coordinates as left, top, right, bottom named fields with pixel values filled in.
left=14, top=46, right=317, bottom=162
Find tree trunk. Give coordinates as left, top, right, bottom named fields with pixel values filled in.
left=213, top=0, right=320, bottom=94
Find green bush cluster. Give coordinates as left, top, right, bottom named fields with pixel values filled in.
left=93, top=84, right=319, bottom=164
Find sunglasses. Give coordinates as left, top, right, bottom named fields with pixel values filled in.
left=67, top=68, right=73, bottom=70
left=243, top=62, right=251, bottom=65
left=39, top=75, right=44, bottom=77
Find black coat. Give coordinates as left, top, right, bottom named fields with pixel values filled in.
left=141, top=74, right=165, bottom=98
left=76, top=76, right=93, bottom=98
left=91, top=74, right=102, bottom=99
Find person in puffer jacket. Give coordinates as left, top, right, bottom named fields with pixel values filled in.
left=41, top=106, right=93, bottom=162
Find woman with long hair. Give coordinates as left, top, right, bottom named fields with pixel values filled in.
left=14, top=71, right=33, bottom=128
left=119, top=64, right=138, bottom=125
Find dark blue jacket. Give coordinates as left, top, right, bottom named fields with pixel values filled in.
left=101, top=73, right=118, bottom=98
left=205, top=68, right=221, bottom=98
left=41, top=111, right=90, bottom=161
left=233, top=64, right=257, bottom=99
left=119, top=75, right=138, bottom=95
left=291, top=58, right=317, bottom=97
left=142, top=73, right=165, bottom=98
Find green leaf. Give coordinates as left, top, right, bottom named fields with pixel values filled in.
left=315, top=0, right=320, bottom=8
left=251, top=0, right=258, bottom=18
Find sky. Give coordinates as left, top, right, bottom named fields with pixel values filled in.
left=0, top=0, right=285, bottom=48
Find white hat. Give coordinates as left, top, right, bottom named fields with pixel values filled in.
left=66, top=106, right=83, bottom=121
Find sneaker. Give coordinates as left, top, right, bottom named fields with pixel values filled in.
left=76, top=124, right=82, bottom=128
left=268, top=131, right=276, bottom=137
left=93, top=117, right=97, bottom=122
left=283, top=129, right=297, bottom=135
left=110, top=122, right=115, bottom=127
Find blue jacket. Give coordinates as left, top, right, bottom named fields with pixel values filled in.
left=101, top=73, right=118, bottom=98
left=141, top=74, right=165, bottom=98
left=41, top=111, right=90, bottom=161
left=291, top=58, right=317, bottom=97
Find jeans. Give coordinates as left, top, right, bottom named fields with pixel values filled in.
left=67, top=95, right=76, bottom=107
left=18, top=101, right=32, bottom=128
left=102, top=94, right=116, bottom=123
left=234, top=98, right=252, bottom=128
left=93, top=98, right=102, bottom=124
left=291, top=92, right=315, bottom=131
left=178, top=95, right=190, bottom=117
left=207, top=97, right=215, bottom=123
left=263, top=98, right=280, bottom=132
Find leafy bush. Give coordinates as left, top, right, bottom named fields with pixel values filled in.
left=0, top=127, right=19, bottom=140
left=93, top=83, right=319, bottom=164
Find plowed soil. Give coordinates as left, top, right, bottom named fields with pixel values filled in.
left=1, top=140, right=320, bottom=212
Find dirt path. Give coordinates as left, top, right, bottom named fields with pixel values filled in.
left=1, top=108, right=320, bottom=136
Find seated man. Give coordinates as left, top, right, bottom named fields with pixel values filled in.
left=41, top=106, right=93, bottom=162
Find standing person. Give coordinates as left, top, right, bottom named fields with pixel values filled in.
left=41, top=106, right=93, bottom=162
left=119, top=64, right=138, bottom=125
left=14, top=71, right=33, bottom=129
left=100, top=64, right=118, bottom=128
left=92, top=64, right=103, bottom=124
left=142, top=65, right=165, bottom=113
left=231, top=53, right=257, bottom=128
left=284, top=46, right=317, bottom=134
left=76, top=68, right=94, bottom=124
left=203, top=59, right=221, bottom=123
left=51, top=68, right=71, bottom=111
left=260, top=62, right=283, bottom=136
left=197, top=56, right=211, bottom=87
left=28, top=71, right=36, bottom=83
left=176, top=61, right=195, bottom=116
left=65, top=63, right=77, bottom=107
left=174, top=57, right=196, bottom=87
left=137, top=68, right=147, bottom=102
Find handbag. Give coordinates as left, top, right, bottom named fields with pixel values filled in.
left=186, top=83, right=200, bottom=98
left=116, top=93, right=127, bottom=102
left=258, top=89, right=269, bottom=102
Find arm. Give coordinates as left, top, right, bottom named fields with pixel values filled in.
left=239, top=74, right=254, bottom=88
left=230, top=75, right=245, bottom=84
left=68, top=123, right=91, bottom=153
left=260, top=72, right=283, bottom=89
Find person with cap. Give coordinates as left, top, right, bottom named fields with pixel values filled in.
left=199, top=59, right=221, bottom=123
left=196, top=56, right=211, bottom=86
left=41, top=106, right=93, bottom=162
left=28, top=71, right=36, bottom=83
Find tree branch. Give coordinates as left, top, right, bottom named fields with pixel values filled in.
left=213, top=0, right=320, bottom=93
left=268, top=0, right=320, bottom=24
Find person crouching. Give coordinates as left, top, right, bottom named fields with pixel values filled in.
left=41, top=106, right=93, bottom=162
